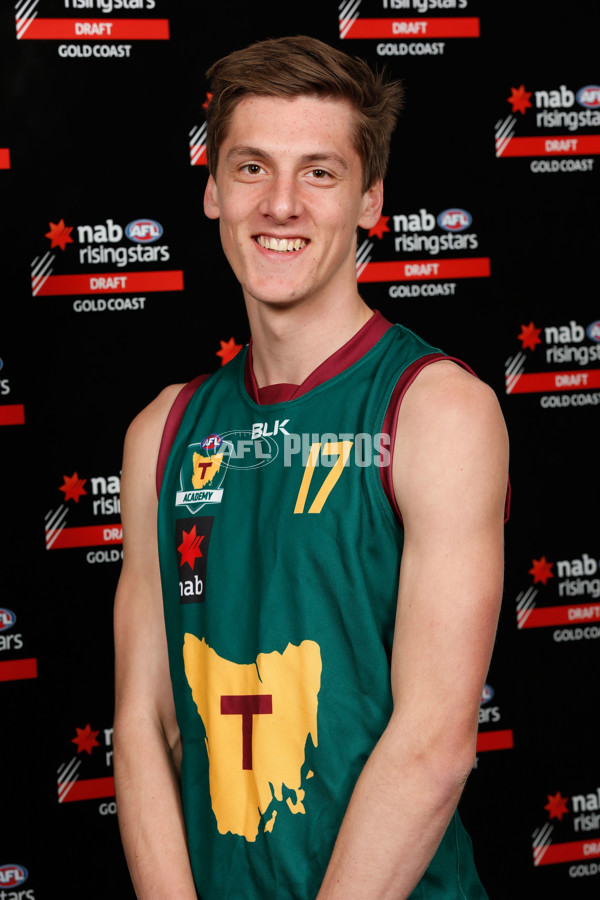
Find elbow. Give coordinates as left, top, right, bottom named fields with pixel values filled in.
left=385, top=714, right=478, bottom=805
left=446, top=741, right=477, bottom=794
left=427, top=730, right=478, bottom=804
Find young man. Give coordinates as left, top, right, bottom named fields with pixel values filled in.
left=113, top=35, right=509, bottom=899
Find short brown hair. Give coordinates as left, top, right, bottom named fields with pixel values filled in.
left=205, top=35, right=403, bottom=192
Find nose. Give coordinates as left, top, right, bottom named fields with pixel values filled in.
left=259, top=171, right=303, bottom=223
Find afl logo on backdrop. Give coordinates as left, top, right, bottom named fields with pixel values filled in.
left=437, top=209, right=472, bottom=232
left=481, top=684, right=494, bottom=704
left=0, top=608, right=16, bottom=632
left=125, top=219, right=163, bottom=243
left=587, top=320, right=600, bottom=342
left=0, top=865, right=28, bottom=888
left=577, top=85, right=600, bottom=108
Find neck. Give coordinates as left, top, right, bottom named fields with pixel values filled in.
left=245, top=292, right=373, bottom=388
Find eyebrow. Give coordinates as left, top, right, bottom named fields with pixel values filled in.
left=225, top=145, right=350, bottom=171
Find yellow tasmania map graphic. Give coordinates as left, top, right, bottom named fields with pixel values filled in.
left=191, top=451, right=223, bottom=490
left=183, top=634, right=322, bottom=841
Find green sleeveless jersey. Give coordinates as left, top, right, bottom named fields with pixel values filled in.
left=157, top=313, right=487, bottom=899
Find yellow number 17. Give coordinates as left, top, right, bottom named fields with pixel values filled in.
left=293, top=441, right=353, bottom=514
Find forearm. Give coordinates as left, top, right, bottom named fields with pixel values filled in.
left=316, top=719, right=474, bottom=900
left=114, top=718, right=198, bottom=899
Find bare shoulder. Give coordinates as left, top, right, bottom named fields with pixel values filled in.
left=124, top=383, right=187, bottom=458
left=402, top=359, right=504, bottom=425
left=394, top=360, right=509, bottom=523
left=120, top=383, right=187, bottom=521
left=397, top=360, right=508, bottom=454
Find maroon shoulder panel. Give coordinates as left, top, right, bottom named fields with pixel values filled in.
left=155, top=374, right=210, bottom=498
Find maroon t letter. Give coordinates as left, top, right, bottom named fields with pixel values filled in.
left=220, top=694, right=273, bottom=769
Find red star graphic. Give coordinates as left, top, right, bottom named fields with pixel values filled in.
left=529, top=556, right=554, bottom=585
left=177, top=525, right=204, bottom=570
left=368, top=215, right=390, bottom=240
left=202, top=92, right=213, bottom=110
left=216, top=337, right=243, bottom=366
left=517, top=321, right=543, bottom=351
left=507, top=85, right=533, bottom=115
left=545, top=791, right=569, bottom=821
left=72, top=723, right=100, bottom=756
left=59, top=472, right=87, bottom=503
left=45, top=219, right=74, bottom=251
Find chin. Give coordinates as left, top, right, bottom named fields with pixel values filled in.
left=251, top=294, right=305, bottom=310
left=245, top=281, right=313, bottom=308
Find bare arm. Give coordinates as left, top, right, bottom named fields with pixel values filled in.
left=113, top=385, right=198, bottom=899
left=317, top=361, right=509, bottom=899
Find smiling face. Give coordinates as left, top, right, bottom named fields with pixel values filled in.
left=203, top=94, right=383, bottom=313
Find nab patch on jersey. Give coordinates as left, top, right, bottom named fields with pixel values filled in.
left=175, top=516, right=213, bottom=604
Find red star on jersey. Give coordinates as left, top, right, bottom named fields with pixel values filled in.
left=72, top=724, right=100, bottom=756
left=368, top=215, right=390, bottom=240
left=507, top=85, right=533, bottom=115
left=517, top=321, right=543, bottom=351
left=529, top=556, right=554, bottom=585
left=59, top=472, right=87, bottom=503
left=545, top=791, right=569, bottom=821
left=45, top=219, right=74, bottom=251
left=216, top=337, right=243, bottom=366
left=178, top=525, right=204, bottom=570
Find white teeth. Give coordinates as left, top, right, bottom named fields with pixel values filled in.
left=257, top=236, right=307, bottom=252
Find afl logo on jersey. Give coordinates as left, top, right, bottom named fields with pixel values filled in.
left=201, top=433, right=223, bottom=452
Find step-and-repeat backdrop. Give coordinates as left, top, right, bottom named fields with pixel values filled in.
left=2, top=1, right=599, bottom=897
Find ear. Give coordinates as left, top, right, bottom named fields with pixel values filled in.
left=357, top=179, right=384, bottom=231
left=204, top=174, right=221, bottom=220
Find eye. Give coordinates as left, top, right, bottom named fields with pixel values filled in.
left=309, top=168, right=329, bottom=179
left=241, top=163, right=264, bottom=176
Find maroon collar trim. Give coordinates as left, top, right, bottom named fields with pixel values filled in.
left=244, top=310, right=392, bottom=405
